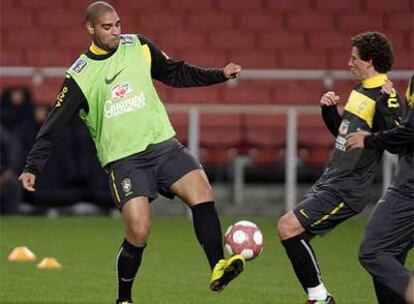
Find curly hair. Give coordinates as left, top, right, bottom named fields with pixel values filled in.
left=351, top=32, right=394, bottom=73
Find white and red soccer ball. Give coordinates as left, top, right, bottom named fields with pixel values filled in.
left=224, top=220, right=264, bottom=261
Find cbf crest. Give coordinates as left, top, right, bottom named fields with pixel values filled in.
left=121, top=178, right=133, bottom=195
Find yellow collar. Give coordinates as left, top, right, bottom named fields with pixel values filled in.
left=362, top=74, right=388, bottom=89
left=89, top=42, right=109, bottom=55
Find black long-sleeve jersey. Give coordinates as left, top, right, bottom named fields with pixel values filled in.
left=24, top=34, right=228, bottom=176
left=365, top=75, right=414, bottom=199
left=313, top=75, right=402, bottom=212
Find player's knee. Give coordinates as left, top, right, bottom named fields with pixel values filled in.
left=358, top=244, right=377, bottom=272
left=127, top=222, right=150, bottom=246
left=277, top=212, right=300, bottom=240
left=190, top=184, right=213, bottom=203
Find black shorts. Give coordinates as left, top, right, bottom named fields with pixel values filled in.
left=106, top=138, right=201, bottom=209
left=361, top=190, right=414, bottom=257
left=293, top=190, right=358, bottom=236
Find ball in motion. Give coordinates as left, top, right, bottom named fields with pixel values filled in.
left=224, top=220, right=263, bottom=261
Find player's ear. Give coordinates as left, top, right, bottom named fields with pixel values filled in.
left=367, top=58, right=374, bottom=69
left=86, top=22, right=95, bottom=35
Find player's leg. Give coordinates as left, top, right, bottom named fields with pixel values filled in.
left=359, top=193, right=414, bottom=303
left=277, top=211, right=328, bottom=302
left=372, top=279, right=406, bottom=304
left=170, top=168, right=223, bottom=267
left=170, top=168, right=245, bottom=291
left=108, top=161, right=157, bottom=304
left=116, top=196, right=151, bottom=304
left=159, top=146, right=244, bottom=291
left=406, top=277, right=414, bottom=304
left=277, top=192, right=355, bottom=303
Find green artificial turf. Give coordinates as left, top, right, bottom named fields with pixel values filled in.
left=0, top=216, right=411, bottom=303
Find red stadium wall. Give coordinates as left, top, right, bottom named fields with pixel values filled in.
left=1, top=0, right=412, bottom=104
left=1, top=0, right=413, bottom=167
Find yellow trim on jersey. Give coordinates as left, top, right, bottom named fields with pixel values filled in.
left=89, top=42, right=109, bottom=55
left=88, top=41, right=151, bottom=64
left=311, top=202, right=345, bottom=227
left=362, top=73, right=387, bottom=89
left=406, top=76, right=414, bottom=107
left=110, top=170, right=121, bottom=203
left=142, top=44, right=152, bottom=64
left=344, top=90, right=376, bottom=128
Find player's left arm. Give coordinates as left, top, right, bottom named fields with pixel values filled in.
left=137, top=34, right=240, bottom=87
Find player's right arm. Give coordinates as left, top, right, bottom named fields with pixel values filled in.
left=320, top=91, right=342, bottom=137
left=346, top=76, right=414, bottom=154
left=19, top=75, right=87, bottom=192
left=365, top=105, right=414, bottom=153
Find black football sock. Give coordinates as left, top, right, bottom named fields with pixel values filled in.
left=281, top=235, right=322, bottom=292
left=117, top=239, right=146, bottom=302
left=191, top=201, right=224, bottom=270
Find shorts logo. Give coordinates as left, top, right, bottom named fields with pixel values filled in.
left=71, top=58, right=88, bottom=74
left=338, top=120, right=350, bottom=136
left=121, top=178, right=132, bottom=195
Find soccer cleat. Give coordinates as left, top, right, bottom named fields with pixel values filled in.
left=116, top=301, right=132, bottom=304
left=305, top=295, right=336, bottom=304
left=210, top=254, right=246, bottom=292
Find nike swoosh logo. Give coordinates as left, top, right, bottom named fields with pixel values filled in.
left=105, top=68, right=124, bottom=85
left=299, top=209, right=309, bottom=219
left=120, top=277, right=135, bottom=282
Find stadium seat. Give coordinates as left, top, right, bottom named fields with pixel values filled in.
left=169, top=86, right=222, bottom=104
left=31, top=79, right=63, bottom=105
left=244, top=114, right=286, bottom=165
left=273, top=80, right=324, bottom=104
left=287, top=12, right=335, bottom=31
left=337, top=13, right=383, bottom=34
left=264, top=0, right=313, bottom=11
left=281, top=50, right=328, bottom=69
left=169, top=112, right=188, bottom=144
left=297, top=114, right=333, bottom=167
left=176, top=50, right=228, bottom=67
left=223, top=80, right=275, bottom=104
left=314, top=0, right=362, bottom=11
left=199, top=113, right=241, bottom=164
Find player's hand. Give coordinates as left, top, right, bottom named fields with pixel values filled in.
left=345, top=128, right=371, bottom=150
left=381, top=79, right=394, bottom=95
left=320, top=91, right=340, bottom=106
left=223, top=63, right=241, bottom=79
left=18, top=172, right=36, bottom=192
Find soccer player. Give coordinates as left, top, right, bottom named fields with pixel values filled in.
left=276, top=31, right=402, bottom=304
left=346, top=75, right=414, bottom=304
left=18, top=2, right=245, bottom=303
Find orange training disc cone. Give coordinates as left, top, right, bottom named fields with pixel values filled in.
left=7, top=246, right=36, bottom=262
left=37, top=257, right=62, bottom=269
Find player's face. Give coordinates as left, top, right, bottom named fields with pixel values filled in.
left=87, top=11, right=121, bottom=52
left=348, top=46, right=371, bottom=81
